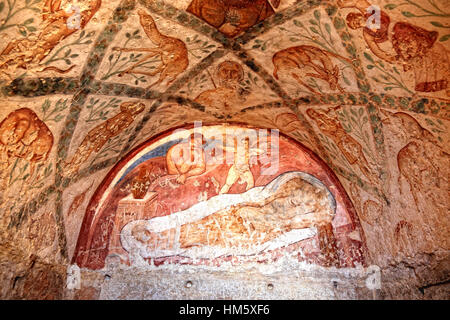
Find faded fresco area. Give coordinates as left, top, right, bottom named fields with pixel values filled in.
left=73, top=125, right=365, bottom=269
left=0, top=0, right=448, bottom=300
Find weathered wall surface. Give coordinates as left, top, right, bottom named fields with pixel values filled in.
left=0, top=243, right=66, bottom=299
left=65, top=254, right=449, bottom=300
left=0, top=0, right=448, bottom=299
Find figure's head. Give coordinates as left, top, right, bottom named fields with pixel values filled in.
left=346, top=12, right=365, bottom=30
left=120, top=101, right=145, bottom=115
left=268, top=177, right=335, bottom=227
left=137, top=10, right=159, bottom=43
left=217, top=61, right=244, bottom=87
left=392, top=23, right=437, bottom=61
left=131, top=223, right=152, bottom=244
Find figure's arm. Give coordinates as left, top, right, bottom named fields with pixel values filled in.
left=168, top=143, right=206, bottom=178
left=363, top=32, right=396, bottom=63
left=166, top=147, right=180, bottom=175
left=183, top=165, right=206, bottom=179
left=177, top=161, right=193, bottom=175
left=176, top=163, right=205, bottom=184
left=176, top=149, right=206, bottom=184
left=168, top=146, right=193, bottom=175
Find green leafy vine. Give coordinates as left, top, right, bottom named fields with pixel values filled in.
left=185, top=34, right=216, bottom=59
left=0, top=0, right=41, bottom=36
left=85, top=97, right=122, bottom=123
left=384, top=0, right=450, bottom=41
left=43, top=30, right=96, bottom=66
left=364, top=52, right=414, bottom=95
left=41, top=98, right=69, bottom=123
left=101, top=30, right=159, bottom=85
left=336, top=106, right=377, bottom=163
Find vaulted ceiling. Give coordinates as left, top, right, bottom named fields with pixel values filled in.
left=0, top=0, right=448, bottom=298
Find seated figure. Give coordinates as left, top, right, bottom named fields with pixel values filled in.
left=166, top=133, right=207, bottom=184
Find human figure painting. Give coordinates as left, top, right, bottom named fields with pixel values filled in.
left=73, top=124, right=366, bottom=270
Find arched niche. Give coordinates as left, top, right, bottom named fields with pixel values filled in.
left=73, top=123, right=367, bottom=270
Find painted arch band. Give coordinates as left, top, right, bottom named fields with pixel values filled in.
left=73, top=124, right=366, bottom=269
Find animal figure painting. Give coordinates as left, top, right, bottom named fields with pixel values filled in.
left=273, top=45, right=352, bottom=94
left=64, top=101, right=145, bottom=177
left=0, top=0, right=102, bottom=79
left=112, top=10, right=189, bottom=89
left=0, top=108, right=54, bottom=184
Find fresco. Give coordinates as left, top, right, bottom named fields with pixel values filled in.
left=379, top=109, right=450, bottom=256
left=62, top=165, right=115, bottom=260
left=96, top=5, right=218, bottom=90
left=63, top=96, right=148, bottom=178
left=245, top=6, right=360, bottom=97
left=114, top=10, right=189, bottom=88
left=0, top=0, right=101, bottom=78
left=0, top=95, right=73, bottom=232
left=0, top=0, right=448, bottom=299
left=339, top=0, right=450, bottom=99
left=178, top=56, right=280, bottom=116
left=186, top=0, right=281, bottom=38
left=0, top=107, right=54, bottom=182
left=73, top=124, right=366, bottom=269
left=0, top=0, right=123, bottom=82
left=64, top=100, right=145, bottom=177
